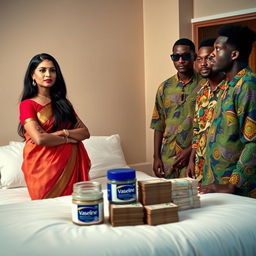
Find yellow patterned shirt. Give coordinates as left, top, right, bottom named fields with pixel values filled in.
left=192, top=79, right=226, bottom=180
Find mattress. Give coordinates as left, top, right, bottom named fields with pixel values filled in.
left=0, top=175, right=256, bottom=256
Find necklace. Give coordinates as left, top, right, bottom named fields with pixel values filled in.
left=37, top=94, right=51, bottom=105
left=38, top=94, right=50, bottom=99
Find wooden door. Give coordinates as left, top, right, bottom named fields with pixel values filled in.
left=192, top=12, right=256, bottom=73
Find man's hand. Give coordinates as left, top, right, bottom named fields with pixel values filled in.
left=186, top=148, right=196, bottom=178
left=172, top=147, right=192, bottom=170
left=153, top=157, right=165, bottom=178
left=186, top=159, right=195, bottom=178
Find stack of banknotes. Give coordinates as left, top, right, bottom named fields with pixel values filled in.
left=138, top=179, right=179, bottom=225
left=144, top=202, right=179, bottom=225
left=109, top=177, right=200, bottom=226
left=109, top=202, right=145, bottom=227
left=138, top=179, right=172, bottom=205
left=170, top=177, right=200, bottom=210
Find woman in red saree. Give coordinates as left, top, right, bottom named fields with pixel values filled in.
left=18, top=53, right=90, bottom=200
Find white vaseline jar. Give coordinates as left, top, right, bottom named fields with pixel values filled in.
left=72, top=181, right=104, bottom=225
left=107, top=168, right=136, bottom=204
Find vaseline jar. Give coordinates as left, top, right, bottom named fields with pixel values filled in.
left=72, top=181, right=104, bottom=225
left=107, top=168, right=136, bottom=204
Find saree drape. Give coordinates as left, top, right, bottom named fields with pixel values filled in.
left=20, top=100, right=90, bottom=200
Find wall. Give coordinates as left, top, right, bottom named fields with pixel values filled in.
left=179, top=0, right=193, bottom=39
left=143, top=0, right=193, bottom=163
left=0, top=0, right=145, bottom=164
left=143, top=0, right=180, bottom=163
left=194, top=0, right=256, bottom=18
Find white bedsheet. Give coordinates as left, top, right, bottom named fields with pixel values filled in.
left=0, top=187, right=256, bottom=256
left=0, top=187, right=30, bottom=204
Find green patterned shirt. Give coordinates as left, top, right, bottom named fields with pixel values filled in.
left=151, top=72, right=202, bottom=178
left=203, top=67, right=256, bottom=198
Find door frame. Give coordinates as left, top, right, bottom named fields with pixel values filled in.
left=192, top=12, right=256, bottom=49
left=192, top=11, right=256, bottom=72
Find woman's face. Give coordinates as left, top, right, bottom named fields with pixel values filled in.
left=32, top=59, right=57, bottom=88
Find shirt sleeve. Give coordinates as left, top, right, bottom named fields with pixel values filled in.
left=150, top=84, right=166, bottom=132
left=229, top=79, right=256, bottom=187
left=19, top=100, right=37, bottom=125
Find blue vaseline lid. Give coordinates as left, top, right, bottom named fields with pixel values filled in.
left=107, top=168, right=136, bottom=181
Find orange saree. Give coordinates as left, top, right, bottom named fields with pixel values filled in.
left=20, top=99, right=90, bottom=200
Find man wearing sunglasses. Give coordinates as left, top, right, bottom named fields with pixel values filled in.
left=151, top=38, right=201, bottom=178
left=187, top=38, right=225, bottom=183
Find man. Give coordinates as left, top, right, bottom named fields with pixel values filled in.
left=201, top=24, right=256, bottom=198
left=151, top=38, right=201, bottom=178
left=187, top=38, right=225, bottom=182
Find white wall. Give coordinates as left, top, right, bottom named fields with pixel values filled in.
left=143, top=0, right=180, bottom=163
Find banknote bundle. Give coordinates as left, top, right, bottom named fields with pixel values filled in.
left=138, top=179, right=172, bottom=205
left=170, top=177, right=200, bottom=210
left=109, top=202, right=145, bottom=227
left=144, top=202, right=179, bottom=225
left=138, top=179, right=179, bottom=225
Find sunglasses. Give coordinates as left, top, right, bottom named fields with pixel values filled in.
left=170, top=53, right=192, bottom=61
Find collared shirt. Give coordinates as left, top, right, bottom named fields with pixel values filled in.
left=192, top=79, right=226, bottom=180
left=151, top=72, right=202, bottom=178
left=202, top=67, right=256, bottom=198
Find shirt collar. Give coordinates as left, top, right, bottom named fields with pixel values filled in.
left=174, top=72, right=195, bottom=88
left=228, top=67, right=250, bottom=88
left=201, top=79, right=227, bottom=92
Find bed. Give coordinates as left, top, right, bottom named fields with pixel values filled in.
left=1, top=135, right=256, bottom=256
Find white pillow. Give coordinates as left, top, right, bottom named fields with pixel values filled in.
left=0, top=134, right=127, bottom=188
left=83, top=134, right=128, bottom=179
left=0, top=141, right=26, bottom=188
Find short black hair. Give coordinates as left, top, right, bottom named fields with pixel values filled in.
left=199, top=38, right=216, bottom=49
left=173, top=38, right=195, bottom=53
left=218, top=24, right=256, bottom=63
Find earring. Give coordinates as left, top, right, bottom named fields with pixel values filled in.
left=32, top=79, right=37, bottom=87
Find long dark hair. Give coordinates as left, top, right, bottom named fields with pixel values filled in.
left=18, top=53, right=77, bottom=138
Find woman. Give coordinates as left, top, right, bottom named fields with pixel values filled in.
left=18, top=53, right=91, bottom=200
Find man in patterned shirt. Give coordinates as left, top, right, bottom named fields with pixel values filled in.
left=201, top=25, right=256, bottom=198
left=187, top=38, right=225, bottom=182
left=151, top=38, right=201, bottom=178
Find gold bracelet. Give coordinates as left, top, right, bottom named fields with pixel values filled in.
left=63, top=129, right=69, bottom=137
left=63, top=136, right=68, bottom=144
